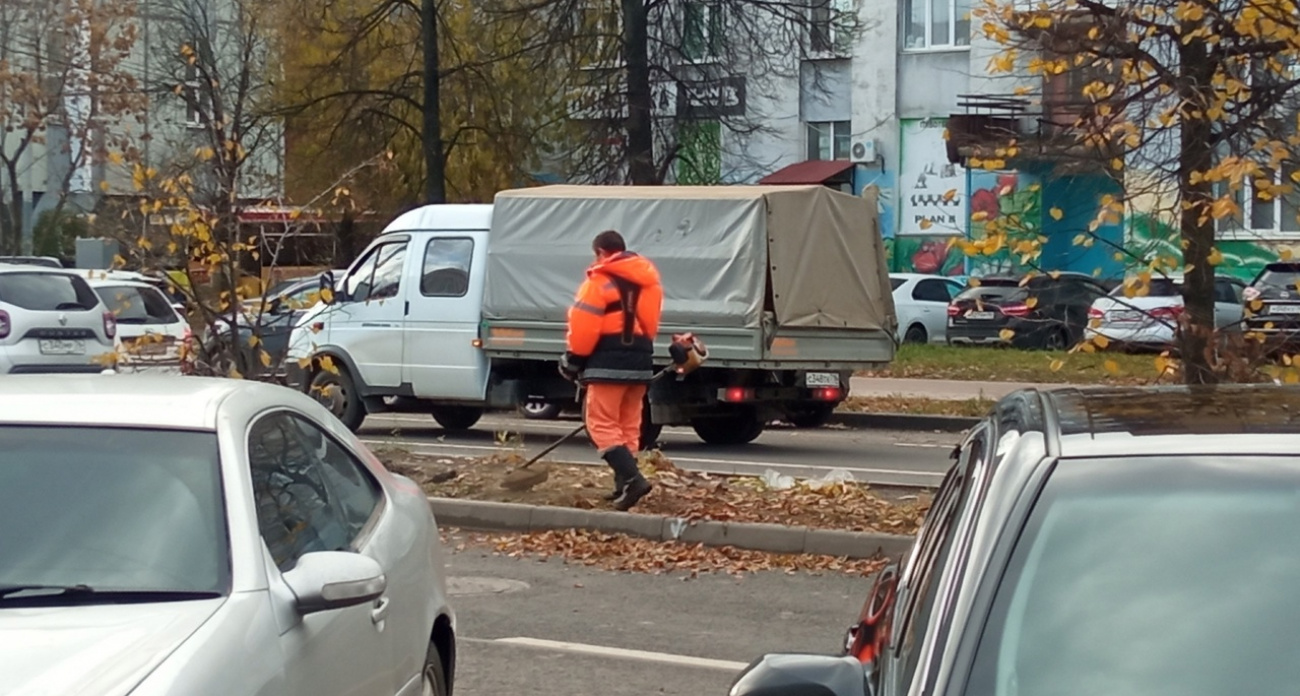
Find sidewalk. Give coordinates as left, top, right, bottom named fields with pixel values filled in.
left=849, top=376, right=1078, bottom=401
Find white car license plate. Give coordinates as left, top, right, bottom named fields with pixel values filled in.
left=38, top=339, right=86, bottom=355
left=1111, top=310, right=1145, bottom=323
left=966, top=311, right=995, bottom=320
left=1271, top=304, right=1300, bottom=314
left=805, top=372, right=840, bottom=387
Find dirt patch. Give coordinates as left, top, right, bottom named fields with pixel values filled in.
left=379, top=448, right=928, bottom=536
left=842, top=395, right=995, bottom=418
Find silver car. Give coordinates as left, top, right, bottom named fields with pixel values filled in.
left=0, top=265, right=118, bottom=374
left=0, top=375, right=455, bottom=696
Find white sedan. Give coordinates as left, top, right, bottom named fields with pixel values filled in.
left=890, top=273, right=965, bottom=344
left=0, top=375, right=455, bottom=696
left=1086, top=274, right=1246, bottom=349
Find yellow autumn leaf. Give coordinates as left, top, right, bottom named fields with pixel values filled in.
left=1050, top=207, right=1064, bottom=221
left=942, top=189, right=958, bottom=202
left=1250, top=299, right=1265, bottom=312
left=1283, top=248, right=1295, bottom=261
left=1025, top=297, right=1039, bottom=309
left=1050, top=271, right=1062, bottom=280
left=297, top=356, right=313, bottom=369
left=1208, top=248, right=1224, bottom=265
left=999, top=328, right=1016, bottom=341
left=248, top=334, right=261, bottom=348
left=1287, top=371, right=1300, bottom=385
left=1049, top=359, right=1064, bottom=372
left=259, top=350, right=273, bottom=368
left=1032, top=14, right=1051, bottom=28
left=920, top=218, right=934, bottom=230
left=972, top=211, right=990, bottom=222
left=1103, top=359, right=1119, bottom=375
left=320, top=288, right=334, bottom=304
left=319, top=355, right=338, bottom=374
left=1094, top=334, right=1111, bottom=349
left=1154, top=354, right=1173, bottom=375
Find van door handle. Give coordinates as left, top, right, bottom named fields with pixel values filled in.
left=371, top=596, right=390, bottom=625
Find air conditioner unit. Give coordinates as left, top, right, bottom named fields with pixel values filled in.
left=850, top=139, right=878, bottom=164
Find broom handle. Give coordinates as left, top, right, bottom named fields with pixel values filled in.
left=518, top=366, right=675, bottom=470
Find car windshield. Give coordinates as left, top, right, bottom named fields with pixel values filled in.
left=0, top=272, right=99, bottom=311
left=98, top=284, right=180, bottom=324
left=1255, top=266, right=1300, bottom=290
left=0, top=426, right=229, bottom=600
left=964, top=456, right=1300, bottom=696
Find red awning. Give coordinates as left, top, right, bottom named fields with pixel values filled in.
left=758, top=160, right=855, bottom=185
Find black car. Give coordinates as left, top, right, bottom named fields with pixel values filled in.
left=1243, top=261, right=1300, bottom=345
left=946, top=272, right=1110, bottom=350
left=732, top=383, right=1300, bottom=696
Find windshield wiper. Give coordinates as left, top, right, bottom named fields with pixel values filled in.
left=0, top=583, right=219, bottom=602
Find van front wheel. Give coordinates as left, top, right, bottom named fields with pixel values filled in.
left=311, top=368, right=366, bottom=431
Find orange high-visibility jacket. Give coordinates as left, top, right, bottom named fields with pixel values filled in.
left=565, top=252, right=663, bottom=382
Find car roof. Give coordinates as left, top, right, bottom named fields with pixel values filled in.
left=0, top=375, right=294, bottom=431
left=85, top=278, right=159, bottom=290
left=0, top=263, right=78, bottom=275
left=991, top=384, right=1300, bottom=460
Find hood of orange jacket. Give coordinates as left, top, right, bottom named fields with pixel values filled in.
left=588, top=252, right=661, bottom=288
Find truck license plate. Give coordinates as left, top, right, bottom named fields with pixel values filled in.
left=38, top=339, right=85, bottom=355
left=966, top=311, right=995, bottom=320
left=805, top=372, right=839, bottom=387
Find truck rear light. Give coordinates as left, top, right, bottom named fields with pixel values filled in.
left=1000, top=303, right=1031, bottom=317
left=0, top=309, right=9, bottom=339
left=721, top=387, right=754, bottom=402
left=813, top=387, right=842, bottom=401
left=103, top=311, right=117, bottom=340
left=946, top=304, right=960, bottom=317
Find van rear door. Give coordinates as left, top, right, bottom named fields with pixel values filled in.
left=401, top=231, right=489, bottom=399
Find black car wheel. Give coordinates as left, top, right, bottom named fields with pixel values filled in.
left=519, top=400, right=563, bottom=420
left=692, top=410, right=765, bottom=445
left=422, top=641, right=448, bottom=696
left=1043, top=326, right=1071, bottom=351
left=903, top=324, right=929, bottom=344
left=310, top=367, right=366, bottom=431
left=431, top=406, right=483, bottom=431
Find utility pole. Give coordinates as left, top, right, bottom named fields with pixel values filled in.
left=422, top=0, right=445, bottom=203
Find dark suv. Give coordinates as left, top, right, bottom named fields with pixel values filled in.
left=1243, top=261, right=1300, bottom=345
left=946, top=272, right=1110, bottom=350
left=731, top=383, right=1300, bottom=696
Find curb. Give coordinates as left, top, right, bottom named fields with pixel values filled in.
left=831, top=411, right=978, bottom=433
left=430, top=497, right=915, bottom=561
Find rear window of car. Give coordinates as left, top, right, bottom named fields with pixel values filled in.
left=97, top=285, right=180, bottom=324
left=955, top=284, right=1026, bottom=302
left=0, top=272, right=100, bottom=311
left=1108, top=278, right=1181, bottom=297
left=964, top=456, right=1300, bottom=696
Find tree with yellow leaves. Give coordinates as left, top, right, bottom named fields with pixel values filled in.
left=965, top=0, right=1300, bottom=384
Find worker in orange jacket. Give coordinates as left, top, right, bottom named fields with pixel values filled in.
left=559, top=230, right=663, bottom=511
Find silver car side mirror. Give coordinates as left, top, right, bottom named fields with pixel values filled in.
left=281, top=551, right=386, bottom=615
left=729, top=654, right=868, bottom=696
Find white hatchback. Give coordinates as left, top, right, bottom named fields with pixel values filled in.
left=0, top=265, right=117, bottom=374
left=88, top=278, right=191, bottom=373
left=0, top=376, right=456, bottom=696
left=890, top=273, right=965, bottom=344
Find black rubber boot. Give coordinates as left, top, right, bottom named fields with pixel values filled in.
left=602, top=445, right=652, bottom=511
left=603, top=472, right=628, bottom=501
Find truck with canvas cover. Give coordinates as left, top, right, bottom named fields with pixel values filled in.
left=283, top=185, right=896, bottom=445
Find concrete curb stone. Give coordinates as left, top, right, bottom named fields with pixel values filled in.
left=430, top=496, right=915, bottom=561
left=830, top=411, right=978, bottom=433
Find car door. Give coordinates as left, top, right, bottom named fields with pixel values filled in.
left=1214, top=277, right=1245, bottom=330
left=877, top=427, right=988, bottom=696
left=912, top=279, right=958, bottom=343
left=247, top=412, right=394, bottom=695
left=402, top=233, right=490, bottom=399
left=330, top=237, right=410, bottom=390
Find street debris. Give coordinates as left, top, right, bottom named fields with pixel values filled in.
left=462, top=528, right=891, bottom=579
left=385, top=449, right=929, bottom=535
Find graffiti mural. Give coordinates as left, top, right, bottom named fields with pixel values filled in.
left=965, top=170, right=1044, bottom=278
left=1126, top=213, right=1277, bottom=282
left=900, top=118, right=967, bottom=236
left=855, top=167, right=897, bottom=241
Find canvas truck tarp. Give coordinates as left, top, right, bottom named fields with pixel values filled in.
left=482, top=185, right=890, bottom=332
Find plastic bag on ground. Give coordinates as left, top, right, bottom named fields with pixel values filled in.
left=806, top=468, right=856, bottom=491
left=761, top=469, right=796, bottom=491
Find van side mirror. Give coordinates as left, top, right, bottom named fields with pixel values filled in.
left=321, top=271, right=341, bottom=304
left=729, top=654, right=867, bottom=696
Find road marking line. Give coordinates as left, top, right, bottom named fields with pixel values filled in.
left=891, top=442, right=951, bottom=449
left=476, top=636, right=749, bottom=672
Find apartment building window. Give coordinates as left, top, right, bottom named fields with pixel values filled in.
left=904, top=0, right=971, bottom=49
left=1217, top=168, right=1300, bottom=238
left=578, top=0, right=621, bottom=66
left=183, top=62, right=202, bottom=127
left=683, top=1, right=722, bottom=61
left=810, top=0, right=854, bottom=55
left=807, top=121, right=851, bottom=161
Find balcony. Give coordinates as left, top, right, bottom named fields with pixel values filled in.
left=947, top=91, right=1120, bottom=173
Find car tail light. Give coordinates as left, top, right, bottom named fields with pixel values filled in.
left=103, top=311, right=117, bottom=340
left=946, top=304, right=960, bottom=317
left=813, top=387, right=843, bottom=401
left=1088, top=307, right=1104, bottom=320
left=0, top=309, right=9, bottom=339
left=1000, top=303, right=1031, bottom=317
left=721, top=386, right=754, bottom=402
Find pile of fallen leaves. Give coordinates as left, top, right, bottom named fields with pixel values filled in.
left=383, top=449, right=928, bottom=536
left=452, top=528, right=890, bottom=579
left=840, top=395, right=994, bottom=418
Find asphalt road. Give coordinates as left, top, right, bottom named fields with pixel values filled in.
left=444, top=531, right=872, bottom=695
left=360, top=412, right=956, bottom=488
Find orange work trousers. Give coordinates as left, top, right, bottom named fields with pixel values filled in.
left=584, top=382, right=649, bottom=453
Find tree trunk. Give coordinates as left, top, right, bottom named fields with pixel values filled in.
left=621, top=0, right=656, bottom=185
left=0, top=160, right=22, bottom=255
left=1177, top=37, right=1217, bottom=385
left=422, top=0, right=445, bottom=203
